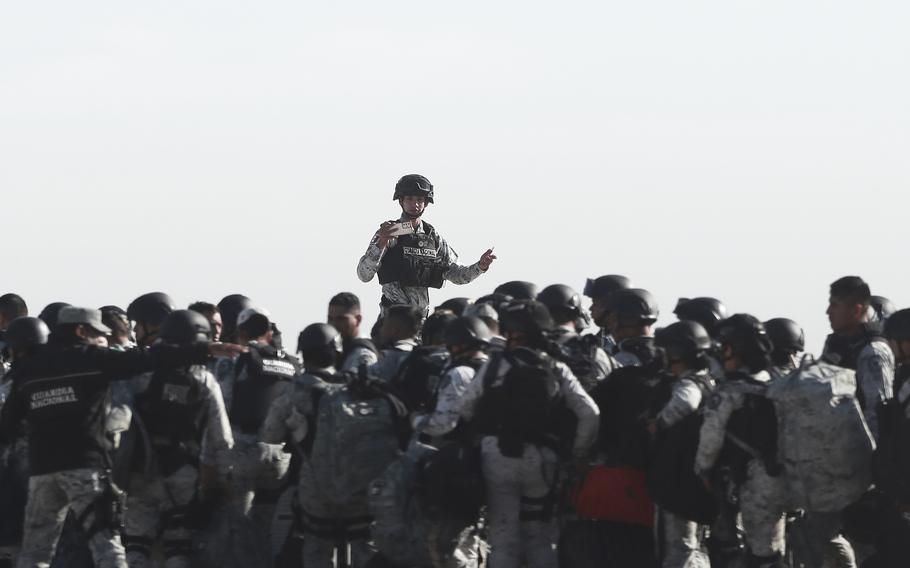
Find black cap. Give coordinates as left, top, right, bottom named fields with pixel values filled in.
left=217, top=294, right=253, bottom=339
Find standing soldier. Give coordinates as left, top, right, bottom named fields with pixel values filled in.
left=356, top=174, right=496, bottom=314
left=327, top=293, right=379, bottom=372
left=0, top=307, right=243, bottom=568
left=122, top=310, right=234, bottom=568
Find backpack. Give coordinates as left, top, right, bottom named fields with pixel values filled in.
left=767, top=357, right=875, bottom=512
left=872, top=390, right=910, bottom=502
left=415, top=441, right=485, bottom=522
left=647, top=374, right=717, bottom=524
left=297, top=375, right=408, bottom=524
left=590, top=365, right=663, bottom=468
left=475, top=348, right=569, bottom=457
left=369, top=443, right=481, bottom=568
left=553, top=333, right=611, bottom=392
left=718, top=374, right=781, bottom=484
left=391, top=346, right=452, bottom=414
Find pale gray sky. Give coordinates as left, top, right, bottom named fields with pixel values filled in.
left=2, top=1, right=908, bottom=350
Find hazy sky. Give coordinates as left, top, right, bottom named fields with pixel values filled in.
left=2, top=1, right=908, bottom=350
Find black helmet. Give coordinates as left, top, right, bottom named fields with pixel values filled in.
left=297, top=323, right=342, bottom=353
left=435, top=297, right=471, bottom=316
left=884, top=309, right=910, bottom=342
left=217, top=294, right=253, bottom=338
left=445, top=316, right=492, bottom=349
left=764, top=318, right=805, bottom=353
left=393, top=174, right=434, bottom=204
left=583, top=274, right=632, bottom=299
left=500, top=300, right=554, bottom=335
left=422, top=311, right=458, bottom=346
left=474, top=293, right=512, bottom=313
left=674, top=297, right=728, bottom=336
left=4, top=317, right=50, bottom=351
left=127, top=292, right=177, bottom=326
left=716, top=314, right=772, bottom=355
left=37, top=302, right=72, bottom=332
left=494, top=281, right=539, bottom=301
left=159, top=310, right=212, bottom=345
left=537, top=284, right=583, bottom=319
left=655, top=320, right=712, bottom=359
left=871, top=296, right=896, bottom=322
left=604, top=288, right=659, bottom=325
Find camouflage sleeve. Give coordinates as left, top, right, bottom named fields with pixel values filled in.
left=341, top=346, right=379, bottom=373
left=657, top=379, right=703, bottom=428
left=857, top=341, right=895, bottom=440
left=459, top=359, right=490, bottom=422
left=555, top=361, right=601, bottom=458
left=357, top=231, right=386, bottom=283
left=199, top=370, right=234, bottom=475
left=416, top=367, right=475, bottom=437
left=591, top=347, right=615, bottom=383
left=260, top=386, right=310, bottom=446
left=695, top=388, right=742, bottom=475
left=441, top=239, right=484, bottom=285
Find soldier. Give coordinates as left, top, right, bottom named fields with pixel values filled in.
left=822, top=276, right=895, bottom=440
left=122, top=310, right=233, bottom=568
left=369, top=305, right=423, bottom=382
left=421, top=310, right=458, bottom=347
left=0, top=306, right=243, bottom=568
left=764, top=318, right=805, bottom=377
left=695, top=314, right=787, bottom=568
left=216, top=294, right=253, bottom=345
left=537, top=284, right=615, bottom=391
left=188, top=302, right=224, bottom=342
left=651, top=321, right=716, bottom=568
left=226, top=307, right=298, bottom=564
left=674, top=297, right=728, bottom=377
left=262, top=323, right=398, bottom=568
left=326, top=293, right=378, bottom=372
left=464, top=301, right=506, bottom=349
left=603, top=288, right=661, bottom=368
left=582, top=274, right=632, bottom=353
left=460, top=300, right=600, bottom=568
left=356, top=174, right=496, bottom=313
left=411, top=315, right=491, bottom=442
left=127, top=292, right=177, bottom=348
left=0, top=317, right=48, bottom=568
left=36, top=303, right=71, bottom=334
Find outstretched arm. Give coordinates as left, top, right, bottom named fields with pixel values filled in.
left=444, top=245, right=497, bottom=285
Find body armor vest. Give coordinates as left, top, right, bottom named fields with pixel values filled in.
left=377, top=222, right=448, bottom=288
left=230, top=344, right=300, bottom=435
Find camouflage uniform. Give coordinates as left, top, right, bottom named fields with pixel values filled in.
left=356, top=218, right=485, bottom=311
left=695, top=370, right=787, bottom=563
left=855, top=340, right=894, bottom=440
left=369, top=339, right=417, bottom=382
left=460, top=354, right=600, bottom=568
left=17, top=468, right=126, bottom=568
left=123, top=366, right=233, bottom=568
left=655, top=370, right=712, bottom=568
left=340, top=344, right=379, bottom=374
left=260, top=369, right=375, bottom=568
left=412, top=359, right=485, bottom=439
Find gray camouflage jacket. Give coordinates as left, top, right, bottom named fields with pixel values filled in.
left=356, top=217, right=484, bottom=309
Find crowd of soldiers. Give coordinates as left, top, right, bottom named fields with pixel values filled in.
left=1, top=174, right=909, bottom=568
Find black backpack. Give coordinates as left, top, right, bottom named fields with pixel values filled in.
left=415, top=441, right=485, bottom=522
left=590, top=365, right=664, bottom=468
left=390, top=345, right=451, bottom=413
left=718, top=375, right=781, bottom=484
left=647, top=374, right=717, bottom=524
left=873, top=392, right=910, bottom=503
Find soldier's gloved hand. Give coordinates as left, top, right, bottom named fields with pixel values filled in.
left=208, top=342, right=248, bottom=358
left=478, top=248, right=497, bottom=271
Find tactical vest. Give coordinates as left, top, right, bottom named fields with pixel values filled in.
left=230, top=344, right=300, bottom=435
left=377, top=222, right=448, bottom=288
left=822, top=324, right=888, bottom=371
left=344, top=337, right=379, bottom=360
left=134, top=366, right=208, bottom=475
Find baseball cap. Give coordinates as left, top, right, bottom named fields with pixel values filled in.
left=57, top=307, right=113, bottom=334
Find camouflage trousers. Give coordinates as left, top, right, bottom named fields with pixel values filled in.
left=226, top=436, right=291, bottom=567
left=655, top=508, right=709, bottom=568
left=123, top=465, right=198, bottom=568
left=480, top=436, right=558, bottom=568
left=17, top=468, right=126, bottom=568
left=739, top=461, right=787, bottom=559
